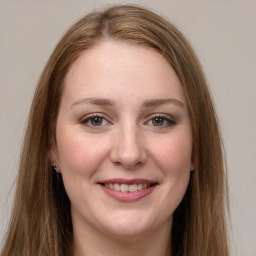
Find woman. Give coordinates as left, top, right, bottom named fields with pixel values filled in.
left=1, top=5, right=230, bottom=256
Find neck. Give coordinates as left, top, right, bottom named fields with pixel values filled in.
left=73, top=217, right=172, bottom=256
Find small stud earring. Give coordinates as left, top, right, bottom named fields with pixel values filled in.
left=51, top=163, right=58, bottom=172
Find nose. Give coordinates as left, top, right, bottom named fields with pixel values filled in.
left=110, top=123, right=147, bottom=169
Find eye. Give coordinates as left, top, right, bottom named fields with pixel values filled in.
left=146, top=115, right=176, bottom=127
left=81, top=114, right=110, bottom=127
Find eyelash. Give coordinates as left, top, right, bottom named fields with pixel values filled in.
left=145, top=114, right=176, bottom=128
left=81, top=113, right=111, bottom=128
left=81, top=113, right=176, bottom=128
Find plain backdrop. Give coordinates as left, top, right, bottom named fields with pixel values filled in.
left=0, top=1, right=255, bottom=255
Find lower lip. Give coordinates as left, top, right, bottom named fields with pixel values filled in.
left=100, top=185, right=157, bottom=202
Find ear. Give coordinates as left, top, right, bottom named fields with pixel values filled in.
left=190, top=161, right=195, bottom=172
left=190, top=157, right=195, bottom=172
left=190, top=150, right=195, bottom=172
left=48, top=142, right=62, bottom=173
left=48, top=138, right=59, bottom=165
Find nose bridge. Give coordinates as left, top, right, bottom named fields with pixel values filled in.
left=110, top=118, right=146, bottom=168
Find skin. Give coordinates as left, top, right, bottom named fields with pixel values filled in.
left=52, top=41, right=194, bottom=256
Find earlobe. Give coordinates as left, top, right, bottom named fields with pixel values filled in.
left=48, top=148, right=61, bottom=173
left=47, top=139, right=59, bottom=166
left=190, top=161, right=195, bottom=172
left=51, top=163, right=61, bottom=173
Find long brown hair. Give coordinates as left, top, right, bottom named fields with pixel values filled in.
left=1, top=5, right=230, bottom=256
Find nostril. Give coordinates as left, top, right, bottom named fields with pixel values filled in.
left=112, top=159, right=144, bottom=170
left=109, top=134, right=147, bottom=169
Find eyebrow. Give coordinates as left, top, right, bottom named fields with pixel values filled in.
left=70, top=97, right=184, bottom=109
left=71, top=97, right=116, bottom=108
left=142, top=98, right=184, bottom=108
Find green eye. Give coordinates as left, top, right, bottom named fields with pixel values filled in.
left=147, top=115, right=176, bottom=128
left=82, top=115, right=109, bottom=127
left=152, top=117, right=165, bottom=126
left=90, top=117, right=103, bottom=126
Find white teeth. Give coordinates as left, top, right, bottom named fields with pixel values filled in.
left=104, top=183, right=151, bottom=192
left=114, top=183, right=120, bottom=191
left=128, top=184, right=137, bottom=192
left=137, top=184, right=143, bottom=191
left=120, top=184, right=128, bottom=192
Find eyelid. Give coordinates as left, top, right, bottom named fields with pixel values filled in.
left=80, top=112, right=175, bottom=128
left=81, top=113, right=112, bottom=127
left=144, top=113, right=176, bottom=127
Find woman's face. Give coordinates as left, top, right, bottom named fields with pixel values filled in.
left=53, top=41, right=193, bottom=239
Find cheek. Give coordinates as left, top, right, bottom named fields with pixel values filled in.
left=150, top=131, right=193, bottom=174
left=150, top=132, right=192, bottom=211
left=56, top=128, right=109, bottom=176
left=55, top=130, right=111, bottom=208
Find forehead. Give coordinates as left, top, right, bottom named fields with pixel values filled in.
left=62, top=40, right=186, bottom=105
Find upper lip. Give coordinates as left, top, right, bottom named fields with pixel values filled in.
left=98, top=178, right=158, bottom=185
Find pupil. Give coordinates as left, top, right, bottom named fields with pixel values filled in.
left=153, top=117, right=164, bottom=126
left=92, top=117, right=102, bottom=126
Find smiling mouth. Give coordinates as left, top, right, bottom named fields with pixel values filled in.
left=98, top=180, right=158, bottom=202
left=102, top=183, right=155, bottom=193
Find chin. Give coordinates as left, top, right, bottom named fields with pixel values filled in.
left=99, top=211, right=160, bottom=239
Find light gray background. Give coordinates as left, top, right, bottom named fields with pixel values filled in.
left=0, top=1, right=255, bottom=255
